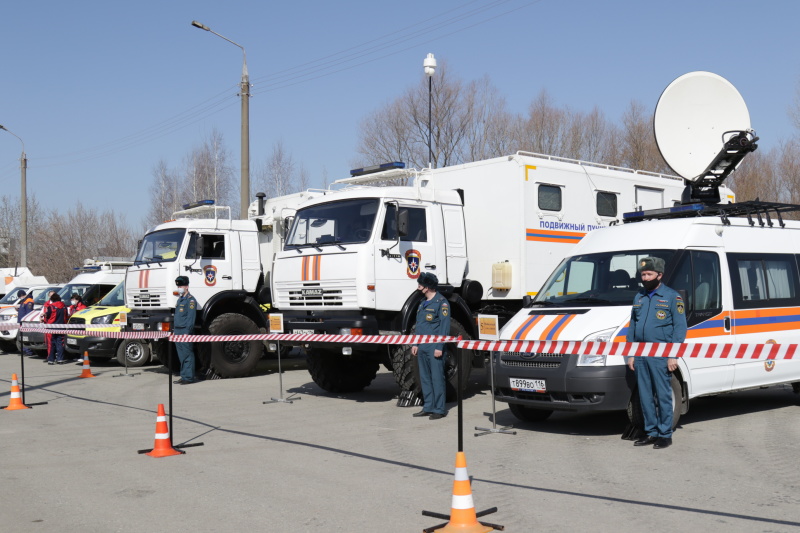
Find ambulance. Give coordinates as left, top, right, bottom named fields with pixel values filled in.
left=492, top=71, right=800, bottom=426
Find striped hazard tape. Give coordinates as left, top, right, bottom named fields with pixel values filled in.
left=459, top=340, right=800, bottom=360
left=170, top=333, right=461, bottom=345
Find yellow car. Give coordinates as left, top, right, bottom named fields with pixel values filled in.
left=66, top=282, right=152, bottom=367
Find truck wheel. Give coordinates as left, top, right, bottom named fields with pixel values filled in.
left=390, top=319, right=473, bottom=402
left=627, top=372, right=683, bottom=430
left=116, top=339, right=151, bottom=367
left=509, top=403, right=552, bottom=422
left=207, top=313, right=263, bottom=378
left=306, top=348, right=379, bottom=393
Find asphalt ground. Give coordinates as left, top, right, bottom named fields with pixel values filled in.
left=1, top=348, right=799, bottom=533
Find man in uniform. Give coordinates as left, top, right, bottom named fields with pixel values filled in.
left=410, top=272, right=451, bottom=420
left=626, top=256, right=687, bottom=449
left=173, top=276, right=199, bottom=385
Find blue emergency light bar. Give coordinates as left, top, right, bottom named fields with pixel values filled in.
left=623, top=203, right=704, bottom=222
left=350, top=162, right=405, bottom=177
left=182, top=199, right=215, bottom=210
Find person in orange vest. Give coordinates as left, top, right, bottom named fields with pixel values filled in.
left=42, top=293, right=68, bottom=364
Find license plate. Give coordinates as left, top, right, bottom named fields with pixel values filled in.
left=22, top=336, right=29, bottom=341
left=132, top=323, right=144, bottom=331
left=510, top=377, right=546, bottom=392
left=67, top=338, right=77, bottom=345
left=293, top=329, right=315, bottom=335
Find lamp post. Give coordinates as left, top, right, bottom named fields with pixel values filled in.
left=191, top=20, right=250, bottom=218
left=423, top=53, right=437, bottom=169
left=0, top=125, right=27, bottom=268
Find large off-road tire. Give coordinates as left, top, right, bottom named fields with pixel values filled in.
left=306, top=348, right=379, bottom=393
left=206, top=313, right=263, bottom=378
left=116, top=339, right=151, bottom=367
left=627, top=372, right=683, bottom=430
left=509, top=403, right=553, bottom=422
left=390, top=319, right=473, bottom=402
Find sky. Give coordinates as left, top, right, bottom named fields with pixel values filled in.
left=1, top=0, right=798, bottom=231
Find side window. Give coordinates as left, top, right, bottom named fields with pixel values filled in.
left=668, top=250, right=721, bottom=327
left=382, top=205, right=427, bottom=242
left=538, top=185, right=562, bottom=211
left=596, top=192, right=617, bottom=217
left=728, top=253, right=800, bottom=309
left=202, top=235, right=226, bottom=259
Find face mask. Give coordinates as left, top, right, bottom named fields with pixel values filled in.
left=71, top=300, right=78, bottom=306
left=177, top=287, right=186, bottom=295
left=642, top=278, right=660, bottom=291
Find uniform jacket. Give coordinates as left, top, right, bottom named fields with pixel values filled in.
left=174, top=293, right=197, bottom=332
left=16, top=297, right=34, bottom=323
left=414, top=292, right=451, bottom=352
left=68, top=302, right=87, bottom=318
left=42, top=301, right=67, bottom=325
left=626, top=283, right=687, bottom=343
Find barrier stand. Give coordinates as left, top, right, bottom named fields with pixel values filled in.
left=17, top=348, right=48, bottom=407
left=166, top=325, right=204, bottom=452
left=263, top=340, right=300, bottom=405
left=474, top=351, right=515, bottom=438
left=422, top=340, right=503, bottom=532
left=112, top=346, right=141, bottom=379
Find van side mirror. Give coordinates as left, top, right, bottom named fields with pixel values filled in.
left=398, top=209, right=409, bottom=237
left=522, top=295, right=532, bottom=308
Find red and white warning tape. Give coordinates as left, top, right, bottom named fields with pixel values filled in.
left=169, top=333, right=460, bottom=345
left=459, top=339, right=800, bottom=360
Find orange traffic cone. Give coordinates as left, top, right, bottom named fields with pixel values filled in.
left=3, top=373, right=30, bottom=410
left=78, top=351, right=95, bottom=378
left=434, top=452, right=493, bottom=533
left=144, top=404, right=183, bottom=458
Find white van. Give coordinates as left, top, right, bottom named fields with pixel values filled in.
left=493, top=202, right=800, bottom=425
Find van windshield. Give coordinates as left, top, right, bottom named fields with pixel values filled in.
left=286, top=198, right=379, bottom=247
left=135, top=228, right=185, bottom=264
left=533, top=250, right=676, bottom=307
left=0, top=290, right=25, bottom=304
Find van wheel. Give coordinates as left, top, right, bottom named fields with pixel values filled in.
left=390, top=319, right=472, bottom=402
left=509, top=403, right=552, bottom=422
left=206, top=313, right=263, bottom=378
left=628, top=372, right=683, bottom=430
left=116, top=339, right=151, bottom=367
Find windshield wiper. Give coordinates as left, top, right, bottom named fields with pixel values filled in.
left=529, top=300, right=560, bottom=307
left=562, top=297, right=613, bottom=304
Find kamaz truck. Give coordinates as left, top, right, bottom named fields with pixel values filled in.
left=269, top=152, right=715, bottom=395
left=123, top=191, right=320, bottom=377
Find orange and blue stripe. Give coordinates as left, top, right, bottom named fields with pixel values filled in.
left=525, top=228, right=585, bottom=244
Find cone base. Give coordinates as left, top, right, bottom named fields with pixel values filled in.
left=434, top=522, right=493, bottom=533
left=145, top=446, right=183, bottom=458
left=3, top=403, right=30, bottom=411
left=79, top=372, right=96, bottom=378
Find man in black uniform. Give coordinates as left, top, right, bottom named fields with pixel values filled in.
left=410, top=272, right=451, bottom=420
left=173, top=276, right=199, bottom=384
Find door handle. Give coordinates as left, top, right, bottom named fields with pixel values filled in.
left=424, top=264, right=436, bottom=269
left=724, top=316, right=731, bottom=332
left=222, top=275, right=232, bottom=280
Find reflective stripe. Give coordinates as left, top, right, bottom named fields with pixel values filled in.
left=156, top=416, right=167, bottom=422
left=155, top=432, right=170, bottom=439
left=454, top=467, right=469, bottom=481
left=450, top=494, right=475, bottom=510
left=10, top=392, right=20, bottom=399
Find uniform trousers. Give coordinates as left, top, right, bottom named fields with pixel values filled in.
left=417, top=346, right=446, bottom=415
left=634, top=357, right=673, bottom=438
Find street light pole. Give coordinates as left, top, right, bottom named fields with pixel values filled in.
left=191, top=20, right=250, bottom=218
left=423, top=53, right=437, bottom=169
left=0, top=125, right=27, bottom=268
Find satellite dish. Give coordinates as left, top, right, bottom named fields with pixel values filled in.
left=654, top=71, right=751, bottom=182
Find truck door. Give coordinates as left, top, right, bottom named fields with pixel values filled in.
left=374, top=203, right=441, bottom=311
left=186, top=232, right=235, bottom=306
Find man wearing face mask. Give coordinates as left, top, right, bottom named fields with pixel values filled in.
left=173, top=276, right=199, bottom=385
left=626, top=256, right=686, bottom=449
left=410, top=272, right=450, bottom=420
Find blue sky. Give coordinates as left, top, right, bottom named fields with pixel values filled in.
left=1, top=0, right=797, bottom=230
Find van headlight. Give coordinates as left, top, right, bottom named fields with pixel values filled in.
left=91, top=313, right=118, bottom=324
left=578, top=328, right=617, bottom=366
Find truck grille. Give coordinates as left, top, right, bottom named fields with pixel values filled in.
left=69, top=317, right=86, bottom=325
left=275, top=282, right=357, bottom=308
left=130, top=291, right=165, bottom=308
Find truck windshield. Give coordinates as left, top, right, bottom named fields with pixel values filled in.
left=533, top=249, right=676, bottom=307
left=286, top=198, right=379, bottom=247
left=135, top=228, right=185, bottom=264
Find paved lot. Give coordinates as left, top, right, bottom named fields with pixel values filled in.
left=0, top=348, right=799, bottom=533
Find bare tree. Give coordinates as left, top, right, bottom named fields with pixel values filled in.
left=147, top=159, right=179, bottom=226
left=182, top=128, right=236, bottom=213
left=255, top=140, right=308, bottom=199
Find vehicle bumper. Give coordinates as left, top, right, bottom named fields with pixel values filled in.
left=279, top=310, right=380, bottom=350
left=65, top=336, right=117, bottom=358
left=492, top=351, right=635, bottom=412
left=0, top=326, right=18, bottom=340
left=22, top=328, right=46, bottom=350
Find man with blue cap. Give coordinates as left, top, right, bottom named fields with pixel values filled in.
left=173, top=276, right=199, bottom=384
left=410, top=272, right=450, bottom=420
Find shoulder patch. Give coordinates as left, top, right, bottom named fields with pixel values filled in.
left=676, top=300, right=684, bottom=314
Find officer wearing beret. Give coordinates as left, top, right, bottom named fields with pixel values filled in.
left=626, top=256, right=686, bottom=449
left=173, top=276, right=199, bottom=384
left=410, top=272, right=451, bottom=420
